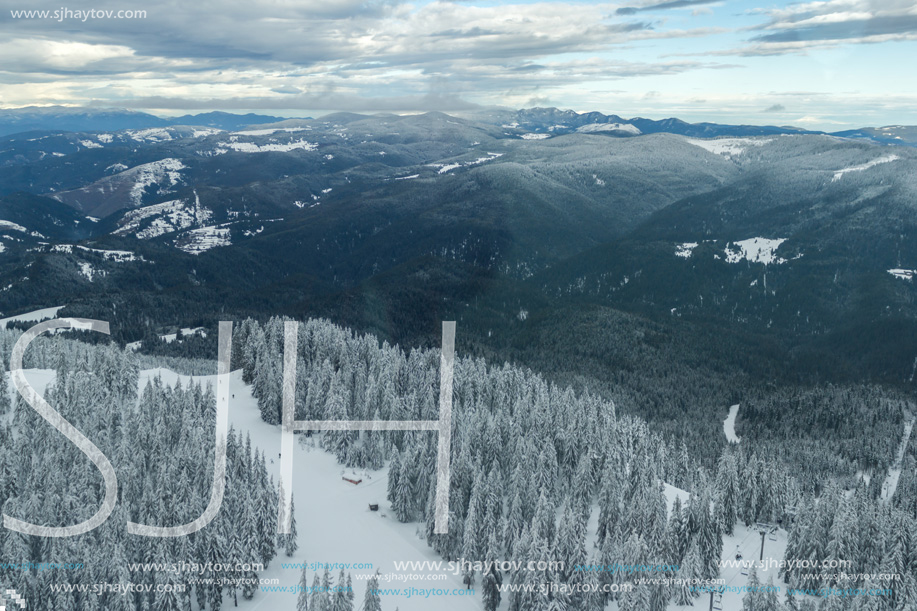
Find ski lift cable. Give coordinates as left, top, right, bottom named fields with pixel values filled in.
left=722, top=531, right=759, bottom=588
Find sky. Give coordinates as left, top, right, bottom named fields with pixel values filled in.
left=1, top=0, right=915, bottom=130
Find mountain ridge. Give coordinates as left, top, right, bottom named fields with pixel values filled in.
left=2, top=105, right=915, bottom=146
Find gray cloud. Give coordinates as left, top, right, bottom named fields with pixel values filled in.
left=763, top=103, right=785, bottom=112
left=617, top=0, right=718, bottom=15
left=750, top=15, right=917, bottom=44
left=88, top=92, right=482, bottom=112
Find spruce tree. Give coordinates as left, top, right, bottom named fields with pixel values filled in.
left=362, top=572, right=383, bottom=611
left=297, top=567, right=309, bottom=611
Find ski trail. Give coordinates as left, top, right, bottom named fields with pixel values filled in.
left=723, top=404, right=741, bottom=443
left=881, top=415, right=914, bottom=503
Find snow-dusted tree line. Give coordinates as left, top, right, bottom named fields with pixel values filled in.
left=0, top=329, right=283, bottom=610
left=2, top=316, right=916, bottom=611
left=237, top=317, right=815, bottom=610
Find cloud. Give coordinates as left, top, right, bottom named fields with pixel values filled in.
left=751, top=15, right=917, bottom=44
left=0, top=0, right=735, bottom=113
left=89, top=91, right=482, bottom=112
left=0, top=38, right=135, bottom=72
left=616, top=0, right=719, bottom=15
left=1, top=0, right=909, bottom=126
left=724, top=0, right=917, bottom=55
left=793, top=115, right=849, bottom=125
left=763, top=103, right=785, bottom=112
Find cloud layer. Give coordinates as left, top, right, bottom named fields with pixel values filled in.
left=0, top=0, right=914, bottom=128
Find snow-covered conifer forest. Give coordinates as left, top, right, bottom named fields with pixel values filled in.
left=1, top=311, right=915, bottom=611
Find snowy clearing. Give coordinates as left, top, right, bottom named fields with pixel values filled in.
left=0, top=305, right=65, bottom=329
left=115, top=194, right=212, bottom=239
left=190, top=128, right=223, bottom=138
left=429, top=152, right=502, bottom=174
left=675, top=242, right=698, bottom=259
left=0, top=220, right=28, bottom=233
left=124, top=159, right=186, bottom=206
left=520, top=133, right=551, bottom=140
left=77, top=262, right=105, bottom=281
left=124, top=128, right=176, bottom=143
left=160, top=327, right=207, bottom=343
left=832, top=154, right=899, bottom=181
left=685, top=137, right=771, bottom=157
left=575, top=123, right=641, bottom=135
left=51, top=244, right=142, bottom=262
left=724, top=238, right=787, bottom=265
left=888, top=268, right=916, bottom=281
left=724, top=404, right=741, bottom=443
left=881, top=417, right=914, bottom=503
left=215, top=138, right=318, bottom=154
left=133, top=368, right=478, bottom=611
left=233, top=127, right=311, bottom=136
left=175, top=225, right=232, bottom=254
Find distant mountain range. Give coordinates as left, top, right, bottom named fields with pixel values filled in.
left=0, top=106, right=304, bottom=137
left=1, top=105, right=915, bottom=146
left=2, top=108, right=917, bottom=395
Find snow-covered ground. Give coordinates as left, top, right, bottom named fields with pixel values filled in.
left=124, top=128, right=177, bottom=143
left=684, top=137, right=771, bottom=158
left=215, top=138, right=318, bottom=154
left=428, top=152, right=502, bottom=174
left=51, top=244, right=142, bottom=262
left=175, top=225, right=232, bottom=254
left=0, top=220, right=28, bottom=233
left=881, top=417, right=914, bottom=503
left=144, top=368, right=479, bottom=611
left=713, top=524, right=788, bottom=611
left=0, top=305, right=65, bottom=328
left=233, top=127, right=312, bottom=136
left=115, top=195, right=212, bottom=239
left=832, top=154, right=899, bottom=181
left=160, top=327, right=207, bottom=343
left=575, top=123, right=641, bottom=135
left=121, top=159, right=186, bottom=207
left=723, top=405, right=741, bottom=444
left=675, top=242, right=698, bottom=259
left=724, top=238, right=787, bottom=265
left=888, top=269, right=916, bottom=281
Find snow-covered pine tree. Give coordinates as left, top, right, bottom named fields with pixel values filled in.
left=0, top=367, right=10, bottom=415
left=284, top=494, right=299, bottom=557
left=332, top=569, right=352, bottom=611
left=361, top=572, right=383, bottom=611
left=309, top=573, right=325, bottom=611
left=297, top=567, right=309, bottom=611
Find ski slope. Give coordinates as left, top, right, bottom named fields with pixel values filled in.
left=881, top=416, right=914, bottom=503
left=723, top=404, right=741, bottom=443
left=142, top=368, right=478, bottom=611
